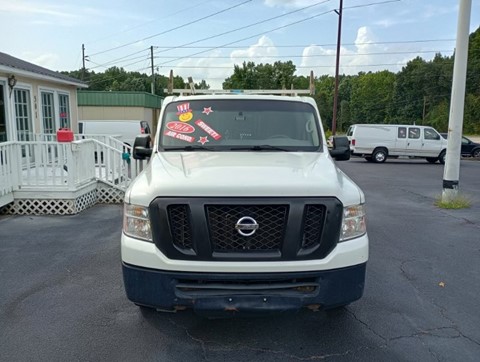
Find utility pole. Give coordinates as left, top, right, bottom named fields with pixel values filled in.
left=332, top=0, right=343, bottom=135
left=442, top=0, right=472, bottom=202
left=422, top=96, right=427, bottom=122
left=150, top=46, right=155, bottom=95
left=81, top=44, right=86, bottom=81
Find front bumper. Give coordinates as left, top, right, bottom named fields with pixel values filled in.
left=122, top=262, right=366, bottom=317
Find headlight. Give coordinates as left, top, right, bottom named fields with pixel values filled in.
left=340, top=204, right=366, bottom=241
left=123, top=203, right=152, bottom=241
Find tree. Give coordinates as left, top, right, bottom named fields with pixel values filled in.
left=314, top=75, right=335, bottom=131
left=223, top=61, right=297, bottom=90
left=349, top=70, right=395, bottom=124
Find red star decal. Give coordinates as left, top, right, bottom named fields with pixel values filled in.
left=198, top=136, right=209, bottom=145
left=202, top=107, right=213, bottom=115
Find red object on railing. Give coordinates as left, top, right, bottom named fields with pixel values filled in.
left=57, top=128, right=74, bottom=142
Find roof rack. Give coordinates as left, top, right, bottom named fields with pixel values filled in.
left=164, top=70, right=316, bottom=96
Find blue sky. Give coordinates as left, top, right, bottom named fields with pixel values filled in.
left=1, top=0, right=479, bottom=88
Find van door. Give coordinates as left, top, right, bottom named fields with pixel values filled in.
left=393, top=126, right=407, bottom=155
left=422, top=128, right=442, bottom=156
left=406, top=127, right=422, bottom=156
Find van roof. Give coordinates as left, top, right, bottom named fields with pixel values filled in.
left=163, top=94, right=317, bottom=107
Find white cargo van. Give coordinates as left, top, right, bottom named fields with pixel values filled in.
left=347, top=124, right=447, bottom=163
left=121, top=94, right=369, bottom=317
left=78, top=120, right=151, bottom=146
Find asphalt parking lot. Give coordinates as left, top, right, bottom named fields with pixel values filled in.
left=1, top=158, right=479, bottom=361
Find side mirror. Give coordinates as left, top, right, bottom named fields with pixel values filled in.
left=329, top=136, right=351, bottom=161
left=133, top=135, right=152, bottom=160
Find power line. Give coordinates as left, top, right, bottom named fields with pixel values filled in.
left=156, top=0, right=406, bottom=67
left=88, top=0, right=252, bottom=57
left=153, top=50, right=453, bottom=59
left=87, top=42, right=455, bottom=72
left=150, top=39, right=457, bottom=49
left=87, top=0, right=213, bottom=46
left=87, top=0, right=329, bottom=71
left=87, top=49, right=150, bottom=70
left=153, top=0, right=330, bottom=56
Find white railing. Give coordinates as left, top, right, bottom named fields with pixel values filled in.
left=1, top=142, right=17, bottom=203
left=0, top=137, right=146, bottom=206
left=35, top=133, right=130, bottom=152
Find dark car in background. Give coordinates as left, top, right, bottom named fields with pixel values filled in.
left=440, top=133, right=480, bottom=158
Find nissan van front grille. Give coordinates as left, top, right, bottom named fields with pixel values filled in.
left=167, top=205, right=193, bottom=250
left=302, top=205, right=327, bottom=249
left=156, top=197, right=341, bottom=261
left=206, top=205, right=288, bottom=252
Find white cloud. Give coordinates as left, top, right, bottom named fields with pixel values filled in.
left=21, top=52, right=61, bottom=70
left=0, top=1, right=77, bottom=19
left=164, top=36, right=281, bottom=89
left=299, top=26, right=405, bottom=77
left=230, top=36, right=278, bottom=64
left=170, top=50, right=232, bottom=90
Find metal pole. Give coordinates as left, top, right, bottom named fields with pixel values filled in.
left=332, top=0, right=343, bottom=135
left=81, top=44, right=85, bottom=81
left=150, top=46, right=155, bottom=94
left=442, top=0, right=472, bottom=202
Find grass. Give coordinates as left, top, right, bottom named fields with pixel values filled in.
left=435, top=194, right=472, bottom=209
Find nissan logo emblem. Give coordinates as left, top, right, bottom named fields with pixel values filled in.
left=235, top=216, right=259, bottom=237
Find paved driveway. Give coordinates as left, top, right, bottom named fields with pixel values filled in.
left=1, top=159, right=479, bottom=361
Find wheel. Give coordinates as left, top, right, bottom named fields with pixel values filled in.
left=372, top=148, right=387, bottom=163
left=426, top=157, right=437, bottom=164
left=472, top=148, right=480, bottom=158
left=365, top=156, right=373, bottom=162
left=439, top=150, right=446, bottom=164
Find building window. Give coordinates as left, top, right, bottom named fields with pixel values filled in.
left=41, top=91, right=55, bottom=134
left=59, top=94, right=70, bottom=128
left=14, top=89, right=33, bottom=141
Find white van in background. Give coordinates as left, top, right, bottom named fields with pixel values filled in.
left=78, top=120, right=151, bottom=146
left=347, top=124, right=447, bottom=164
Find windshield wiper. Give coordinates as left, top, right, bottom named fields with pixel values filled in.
left=229, top=145, right=290, bottom=151
left=163, top=145, right=215, bottom=151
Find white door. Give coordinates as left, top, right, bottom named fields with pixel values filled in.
left=406, top=127, right=422, bottom=156
left=392, top=126, right=408, bottom=155
left=422, top=128, right=443, bottom=157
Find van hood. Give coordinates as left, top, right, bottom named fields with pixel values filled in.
left=125, top=152, right=364, bottom=205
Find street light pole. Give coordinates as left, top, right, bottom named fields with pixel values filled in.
left=442, top=0, right=472, bottom=202
left=332, top=0, right=343, bottom=136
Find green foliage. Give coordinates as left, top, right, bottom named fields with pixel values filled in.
left=222, top=60, right=297, bottom=90
left=62, top=67, right=203, bottom=95
left=424, top=99, right=449, bottom=132
left=349, top=70, right=395, bottom=124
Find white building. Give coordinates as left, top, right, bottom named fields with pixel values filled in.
left=0, top=52, right=87, bottom=143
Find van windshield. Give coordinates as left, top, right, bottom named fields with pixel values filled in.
left=159, top=99, right=322, bottom=152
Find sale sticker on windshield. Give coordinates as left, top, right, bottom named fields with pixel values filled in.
left=195, top=120, right=222, bottom=140
left=164, top=130, right=195, bottom=143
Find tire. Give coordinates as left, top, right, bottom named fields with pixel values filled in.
left=472, top=148, right=480, bottom=158
left=439, top=150, right=446, bottom=164
left=426, top=157, right=438, bottom=164
left=365, top=156, right=373, bottom=162
left=372, top=148, right=387, bottom=163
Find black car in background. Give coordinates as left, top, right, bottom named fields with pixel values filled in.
left=440, top=133, right=480, bottom=158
